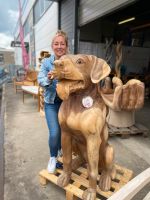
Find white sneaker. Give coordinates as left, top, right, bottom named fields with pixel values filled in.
left=57, top=149, right=63, bottom=157
left=47, top=157, right=56, bottom=173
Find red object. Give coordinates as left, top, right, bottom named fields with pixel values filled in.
left=18, top=0, right=29, bottom=70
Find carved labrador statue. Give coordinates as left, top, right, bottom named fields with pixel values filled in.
left=52, top=54, right=144, bottom=200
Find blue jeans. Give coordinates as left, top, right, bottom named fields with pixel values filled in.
left=44, top=100, right=62, bottom=157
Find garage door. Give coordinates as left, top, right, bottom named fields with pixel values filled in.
left=79, top=0, right=136, bottom=26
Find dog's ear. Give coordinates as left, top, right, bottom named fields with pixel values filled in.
left=90, top=56, right=111, bottom=83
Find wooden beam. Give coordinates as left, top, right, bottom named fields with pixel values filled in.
left=108, top=168, right=150, bottom=200
left=131, top=23, right=150, bottom=31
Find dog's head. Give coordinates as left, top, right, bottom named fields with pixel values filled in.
left=53, top=54, right=111, bottom=100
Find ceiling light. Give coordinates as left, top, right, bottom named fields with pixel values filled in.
left=118, top=17, right=135, bottom=25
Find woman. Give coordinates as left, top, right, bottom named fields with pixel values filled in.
left=38, top=30, right=68, bottom=173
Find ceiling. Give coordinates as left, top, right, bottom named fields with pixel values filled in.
left=80, top=0, right=150, bottom=46
left=104, top=0, right=150, bottom=32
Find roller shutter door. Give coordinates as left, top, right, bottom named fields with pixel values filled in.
left=79, top=0, right=136, bottom=26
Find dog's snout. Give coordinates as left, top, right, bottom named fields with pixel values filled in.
left=54, top=60, right=64, bottom=68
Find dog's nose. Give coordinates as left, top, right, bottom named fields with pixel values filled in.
left=54, top=60, right=64, bottom=68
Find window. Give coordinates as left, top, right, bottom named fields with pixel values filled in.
left=45, top=0, right=51, bottom=10
left=24, top=18, right=29, bottom=37
left=33, top=0, right=52, bottom=25
left=40, top=0, right=44, bottom=15
left=33, top=0, right=40, bottom=24
left=0, top=54, right=4, bottom=64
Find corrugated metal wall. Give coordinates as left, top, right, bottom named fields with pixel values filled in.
left=79, top=0, right=136, bottom=26
left=60, top=0, right=76, bottom=53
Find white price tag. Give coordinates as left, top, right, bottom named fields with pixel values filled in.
left=82, top=96, right=93, bottom=108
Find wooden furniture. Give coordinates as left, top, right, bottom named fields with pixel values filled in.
left=105, top=42, right=144, bottom=131
left=37, top=50, right=50, bottom=115
left=108, top=167, right=150, bottom=200
left=108, top=123, right=149, bottom=138
left=22, top=85, right=40, bottom=111
left=39, top=87, right=45, bottom=116
left=17, top=51, right=50, bottom=111
left=13, top=70, right=38, bottom=93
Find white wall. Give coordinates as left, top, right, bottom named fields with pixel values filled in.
left=34, top=3, right=58, bottom=70
left=14, top=34, right=30, bottom=66
left=14, top=48, right=22, bottom=66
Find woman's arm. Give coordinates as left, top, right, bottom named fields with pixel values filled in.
left=38, top=59, right=52, bottom=87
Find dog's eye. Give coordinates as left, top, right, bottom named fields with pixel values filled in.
left=76, top=58, right=85, bottom=64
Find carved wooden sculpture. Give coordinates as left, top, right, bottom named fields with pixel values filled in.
left=115, top=41, right=123, bottom=78
left=105, top=38, right=113, bottom=65
left=51, top=54, right=144, bottom=200
left=38, top=51, right=51, bottom=115
left=38, top=51, right=51, bottom=63
left=106, top=41, right=145, bottom=127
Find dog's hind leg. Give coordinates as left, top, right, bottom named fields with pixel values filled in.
left=71, top=155, right=85, bottom=171
left=98, top=124, right=116, bottom=191
left=57, top=130, right=72, bottom=187
left=99, top=144, right=115, bottom=191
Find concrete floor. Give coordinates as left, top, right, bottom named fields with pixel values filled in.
left=3, top=83, right=150, bottom=200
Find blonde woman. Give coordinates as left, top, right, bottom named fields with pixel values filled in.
left=38, top=30, right=69, bottom=173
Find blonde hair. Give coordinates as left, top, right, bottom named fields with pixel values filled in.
left=51, top=30, right=68, bottom=47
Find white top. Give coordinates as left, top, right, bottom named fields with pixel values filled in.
left=21, top=86, right=39, bottom=95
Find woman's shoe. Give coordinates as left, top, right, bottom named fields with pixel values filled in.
left=56, top=161, right=63, bottom=169
left=47, top=157, right=56, bottom=173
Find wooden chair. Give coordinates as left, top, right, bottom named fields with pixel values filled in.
left=17, top=51, right=50, bottom=110
left=22, top=85, right=40, bottom=111
left=108, top=167, right=150, bottom=200
left=23, top=50, right=50, bottom=114
left=13, top=69, right=38, bottom=93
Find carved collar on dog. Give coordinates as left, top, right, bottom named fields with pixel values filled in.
left=82, top=96, right=93, bottom=108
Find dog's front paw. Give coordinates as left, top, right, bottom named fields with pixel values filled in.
left=82, top=188, right=96, bottom=200
left=57, top=172, right=71, bottom=187
left=99, top=171, right=111, bottom=191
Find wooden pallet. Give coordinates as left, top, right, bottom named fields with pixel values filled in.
left=108, top=123, right=149, bottom=138
left=39, top=157, right=133, bottom=200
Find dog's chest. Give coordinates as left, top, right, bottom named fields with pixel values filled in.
left=66, top=111, right=83, bottom=131
left=59, top=103, right=104, bottom=136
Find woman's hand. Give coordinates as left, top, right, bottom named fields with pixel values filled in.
left=47, top=71, right=54, bottom=80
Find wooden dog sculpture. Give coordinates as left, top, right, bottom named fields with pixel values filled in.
left=52, top=54, right=144, bottom=200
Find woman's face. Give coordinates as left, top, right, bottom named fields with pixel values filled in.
left=52, top=35, right=67, bottom=59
